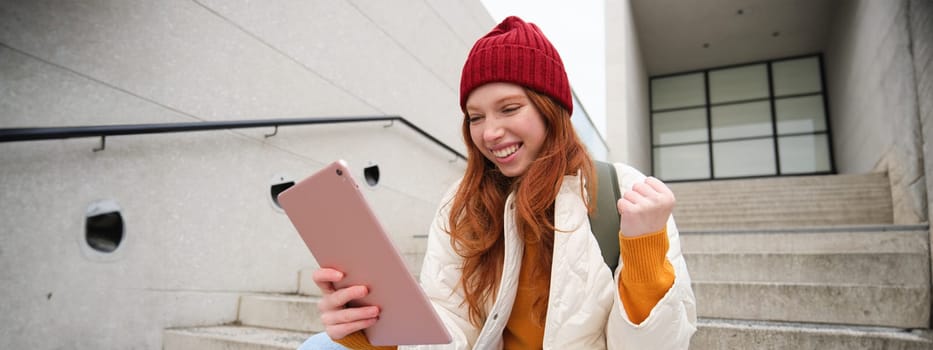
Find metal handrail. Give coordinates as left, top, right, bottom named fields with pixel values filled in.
left=0, top=116, right=466, bottom=160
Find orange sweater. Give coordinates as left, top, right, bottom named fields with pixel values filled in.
left=335, top=230, right=674, bottom=349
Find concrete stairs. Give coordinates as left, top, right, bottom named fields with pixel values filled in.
left=695, top=318, right=933, bottom=349
left=672, top=173, right=933, bottom=349
left=161, top=237, right=430, bottom=349
left=163, top=270, right=324, bottom=350
left=163, top=325, right=311, bottom=350
left=670, top=173, right=894, bottom=230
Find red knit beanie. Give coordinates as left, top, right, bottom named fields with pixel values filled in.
left=460, top=16, right=573, bottom=115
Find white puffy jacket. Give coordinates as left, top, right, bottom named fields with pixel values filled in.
left=404, top=163, right=697, bottom=350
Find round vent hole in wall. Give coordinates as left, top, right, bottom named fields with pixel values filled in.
left=363, top=163, right=379, bottom=187
left=85, top=200, right=124, bottom=253
left=270, top=174, right=295, bottom=210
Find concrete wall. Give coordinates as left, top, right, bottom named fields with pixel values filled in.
left=0, top=0, right=492, bottom=348
left=606, top=0, right=651, bottom=172
left=911, top=0, right=933, bottom=325
left=825, top=0, right=927, bottom=224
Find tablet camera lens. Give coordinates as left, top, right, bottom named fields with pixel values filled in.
left=336, top=169, right=343, bottom=176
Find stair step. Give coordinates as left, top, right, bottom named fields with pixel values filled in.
left=674, top=200, right=891, bottom=211
left=298, top=268, right=322, bottom=297
left=673, top=190, right=893, bottom=202
left=239, top=294, right=323, bottom=333
left=693, top=281, right=931, bottom=328
left=685, top=251, right=929, bottom=285
left=691, top=318, right=933, bottom=350
left=672, top=186, right=891, bottom=198
left=675, top=215, right=893, bottom=230
left=668, top=173, right=893, bottom=229
left=668, top=173, right=889, bottom=193
left=163, top=325, right=310, bottom=350
left=674, top=199, right=892, bottom=211
left=673, top=210, right=893, bottom=230
left=680, top=226, right=929, bottom=254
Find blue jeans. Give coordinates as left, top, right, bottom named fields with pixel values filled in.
left=298, top=332, right=349, bottom=350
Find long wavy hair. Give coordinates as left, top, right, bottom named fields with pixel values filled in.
left=447, top=87, right=596, bottom=327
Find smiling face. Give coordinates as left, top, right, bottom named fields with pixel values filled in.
left=464, top=82, right=548, bottom=178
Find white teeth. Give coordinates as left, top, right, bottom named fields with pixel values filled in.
left=492, top=144, right=519, bottom=158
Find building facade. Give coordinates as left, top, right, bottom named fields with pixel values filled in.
left=609, top=0, right=932, bottom=224
left=0, top=1, right=499, bottom=348
left=607, top=0, right=933, bottom=335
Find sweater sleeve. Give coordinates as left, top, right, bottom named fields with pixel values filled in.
left=617, top=228, right=676, bottom=324
left=333, top=331, right=397, bottom=350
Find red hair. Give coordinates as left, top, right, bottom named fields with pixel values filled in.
left=447, top=87, right=596, bottom=326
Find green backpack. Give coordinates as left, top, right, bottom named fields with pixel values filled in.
left=588, top=161, right=622, bottom=272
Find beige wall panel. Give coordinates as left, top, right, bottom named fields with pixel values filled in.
left=826, top=0, right=925, bottom=224
left=0, top=0, right=376, bottom=122
left=606, top=0, right=650, bottom=171
left=0, top=0, right=487, bottom=348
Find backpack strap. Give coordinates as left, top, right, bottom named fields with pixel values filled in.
left=589, top=161, right=622, bottom=272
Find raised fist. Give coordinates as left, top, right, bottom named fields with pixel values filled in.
left=617, top=177, right=675, bottom=237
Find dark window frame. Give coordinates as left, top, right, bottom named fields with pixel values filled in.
left=649, top=53, right=836, bottom=182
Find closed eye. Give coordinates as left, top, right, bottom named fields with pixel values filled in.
left=502, top=104, right=521, bottom=114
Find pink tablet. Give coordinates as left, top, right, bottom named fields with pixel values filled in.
left=278, top=160, right=451, bottom=346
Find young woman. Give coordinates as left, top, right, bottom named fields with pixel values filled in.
left=301, top=16, right=696, bottom=350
